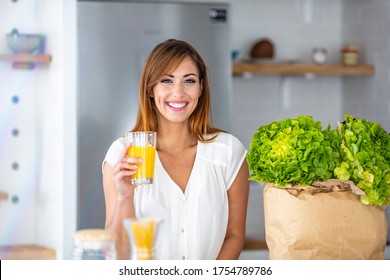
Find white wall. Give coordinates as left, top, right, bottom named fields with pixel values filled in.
left=35, top=0, right=77, bottom=260
left=0, top=0, right=77, bottom=259
left=0, top=0, right=39, bottom=246
left=342, top=0, right=390, bottom=132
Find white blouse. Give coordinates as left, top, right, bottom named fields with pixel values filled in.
left=103, top=132, right=247, bottom=260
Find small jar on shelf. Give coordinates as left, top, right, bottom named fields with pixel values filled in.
left=342, top=44, right=359, bottom=66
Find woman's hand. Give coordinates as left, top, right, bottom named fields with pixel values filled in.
left=112, top=143, right=142, bottom=201
left=103, top=143, right=141, bottom=260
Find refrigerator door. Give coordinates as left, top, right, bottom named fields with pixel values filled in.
left=77, top=0, right=231, bottom=229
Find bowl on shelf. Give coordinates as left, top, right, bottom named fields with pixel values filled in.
left=6, top=29, right=45, bottom=54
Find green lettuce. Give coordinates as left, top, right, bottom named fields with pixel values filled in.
left=247, top=115, right=340, bottom=187
left=247, top=114, right=390, bottom=206
left=334, top=115, right=390, bottom=206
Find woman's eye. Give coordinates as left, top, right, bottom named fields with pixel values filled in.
left=185, top=79, right=196, bottom=84
left=161, top=79, right=172, bottom=83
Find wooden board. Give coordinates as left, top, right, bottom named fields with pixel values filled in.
left=0, top=54, right=52, bottom=63
left=0, top=245, right=56, bottom=260
left=243, top=239, right=268, bottom=250
left=233, top=63, right=374, bottom=76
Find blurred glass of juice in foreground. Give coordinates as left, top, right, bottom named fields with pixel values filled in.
left=126, top=131, right=157, bottom=185
left=123, top=218, right=162, bottom=260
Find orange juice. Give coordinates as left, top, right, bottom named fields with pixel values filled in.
left=128, top=145, right=156, bottom=183
left=130, top=218, right=156, bottom=260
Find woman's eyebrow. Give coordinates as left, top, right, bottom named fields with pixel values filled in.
left=164, top=73, right=198, bottom=78
left=184, top=73, right=198, bottom=78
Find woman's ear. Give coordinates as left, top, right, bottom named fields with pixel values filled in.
left=199, top=80, right=203, bottom=96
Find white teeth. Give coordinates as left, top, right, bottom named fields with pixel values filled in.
left=168, top=102, right=186, bottom=108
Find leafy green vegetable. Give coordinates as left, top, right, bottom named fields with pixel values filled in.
left=247, top=115, right=340, bottom=187
left=247, top=114, right=390, bottom=206
left=334, top=115, right=390, bottom=206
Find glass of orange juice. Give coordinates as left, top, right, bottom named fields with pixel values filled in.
left=123, top=218, right=161, bottom=260
left=125, top=131, right=157, bottom=185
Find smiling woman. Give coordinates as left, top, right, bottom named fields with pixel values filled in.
left=102, top=39, right=249, bottom=260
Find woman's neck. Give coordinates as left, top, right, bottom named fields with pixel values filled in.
left=157, top=123, right=197, bottom=154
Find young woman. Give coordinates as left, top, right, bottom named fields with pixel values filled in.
left=102, top=39, right=249, bottom=260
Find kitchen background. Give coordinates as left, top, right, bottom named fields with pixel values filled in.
left=0, top=0, right=389, bottom=259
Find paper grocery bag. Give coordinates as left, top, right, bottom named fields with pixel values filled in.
left=264, top=182, right=388, bottom=260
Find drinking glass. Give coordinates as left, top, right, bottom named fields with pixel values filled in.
left=123, top=218, right=162, bottom=260
left=125, top=131, right=157, bottom=185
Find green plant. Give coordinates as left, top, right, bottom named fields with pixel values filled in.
left=247, top=115, right=339, bottom=187
left=334, top=115, right=390, bottom=206
left=247, top=114, right=390, bottom=206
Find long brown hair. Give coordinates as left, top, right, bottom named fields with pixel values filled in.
left=131, top=39, right=223, bottom=142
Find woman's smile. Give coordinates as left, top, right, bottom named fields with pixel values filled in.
left=166, top=101, right=189, bottom=111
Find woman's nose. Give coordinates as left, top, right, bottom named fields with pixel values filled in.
left=172, top=82, right=184, bottom=97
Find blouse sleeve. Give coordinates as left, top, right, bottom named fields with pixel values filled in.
left=226, top=134, right=247, bottom=190
left=101, top=138, right=125, bottom=174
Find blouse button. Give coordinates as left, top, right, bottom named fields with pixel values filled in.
left=182, top=256, right=186, bottom=260
left=181, top=228, right=184, bottom=233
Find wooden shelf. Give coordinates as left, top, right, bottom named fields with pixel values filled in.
left=0, top=54, right=52, bottom=63
left=0, top=244, right=56, bottom=260
left=243, top=239, right=268, bottom=250
left=0, top=54, right=52, bottom=69
left=233, top=62, right=374, bottom=76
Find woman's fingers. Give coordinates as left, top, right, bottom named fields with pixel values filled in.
left=114, top=169, right=136, bottom=180
left=122, top=142, right=143, bottom=163
left=112, top=144, right=143, bottom=195
left=114, top=160, right=138, bottom=173
left=120, top=143, right=131, bottom=159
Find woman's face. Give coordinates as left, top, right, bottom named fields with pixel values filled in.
left=152, top=56, right=201, bottom=126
